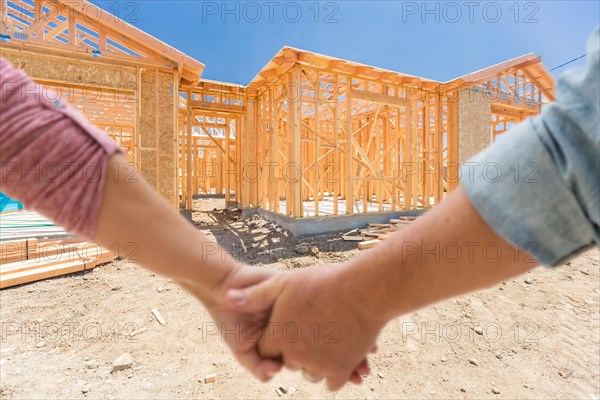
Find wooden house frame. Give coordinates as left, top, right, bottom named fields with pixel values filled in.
left=1, top=0, right=203, bottom=208
left=2, top=1, right=555, bottom=224
left=232, top=47, right=555, bottom=219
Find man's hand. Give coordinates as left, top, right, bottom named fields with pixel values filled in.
left=177, top=265, right=283, bottom=382
left=227, top=264, right=386, bottom=391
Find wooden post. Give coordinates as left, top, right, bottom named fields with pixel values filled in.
left=225, top=117, right=231, bottom=202
left=293, top=67, right=302, bottom=217
left=345, top=77, right=354, bottom=215
left=423, top=95, right=430, bottom=206
left=314, top=72, right=320, bottom=216
left=186, top=89, right=193, bottom=210
left=172, top=73, right=180, bottom=209
left=134, top=67, right=142, bottom=172
left=333, top=74, right=340, bottom=216
left=236, top=115, right=243, bottom=205
left=154, top=71, right=160, bottom=194
left=273, top=101, right=281, bottom=213
left=412, top=97, right=420, bottom=208
left=404, top=97, right=413, bottom=210
left=447, top=90, right=459, bottom=193
left=434, top=93, right=443, bottom=204
left=285, top=72, right=294, bottom=216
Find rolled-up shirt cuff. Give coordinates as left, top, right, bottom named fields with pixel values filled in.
left=461, top=119, right=596, bottom=266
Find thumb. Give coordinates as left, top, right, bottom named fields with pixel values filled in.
left=226, top=276, right=283, bottom=312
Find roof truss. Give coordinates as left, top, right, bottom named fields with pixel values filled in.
left=0, top=0, right=203, bottom=83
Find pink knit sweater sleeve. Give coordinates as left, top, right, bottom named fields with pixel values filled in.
left=0, top=58, right=124, bottom=239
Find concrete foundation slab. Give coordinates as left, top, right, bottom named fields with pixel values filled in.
left=242, top=205, right=424, bottom=237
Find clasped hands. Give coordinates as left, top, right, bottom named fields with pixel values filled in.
left=182, top=262, right=388, bottom=391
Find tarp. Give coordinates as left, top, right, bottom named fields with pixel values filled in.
left=0, top=193, right=24, bottom=213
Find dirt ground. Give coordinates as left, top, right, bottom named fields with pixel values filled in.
left=1, top=198, right=599, bottom=400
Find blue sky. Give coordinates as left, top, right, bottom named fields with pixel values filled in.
left=90, top=1, right=599, bottom=84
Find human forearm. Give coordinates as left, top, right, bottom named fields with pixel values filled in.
left=344, top=186, right=538, bottom=321
left=94, top=155, right=241, bottom=304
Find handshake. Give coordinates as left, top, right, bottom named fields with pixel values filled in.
left=180, top=260, right=389, bottom=391
left=173, top=187, right=537, bottom=391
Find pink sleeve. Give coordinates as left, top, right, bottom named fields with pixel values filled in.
left=0, top=58, right=124, bottom=239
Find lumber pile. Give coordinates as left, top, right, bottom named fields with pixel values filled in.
left=342, top=217, right=418, bottom=250
left=0, top=238, right=115, bottom=289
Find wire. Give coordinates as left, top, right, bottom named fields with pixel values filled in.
left=550, top=54, right=588, bottom=72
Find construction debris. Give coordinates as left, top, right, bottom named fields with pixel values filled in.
left=204, top=373, right=217, bottom=383
left=129, top=327, right=148, bottom=337
left=111, top=353, right=133, bottom=373
left=344, top=217, right=418, bottom=249
left=151, top=309, right=167, bottom=325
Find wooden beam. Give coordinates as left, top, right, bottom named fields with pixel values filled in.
left=521, top=67, right=555, bottom=102
left=54, top=0, right=204, bottom=76
left=198, top=127, right=235, bottom=163
left=491, top=95, right=540, bottom=113
left=68, top=11, right=76, bottom=45
left=189, top=100, right=246, bottom=114
left=19, top=0, right=45, bottom=37
left=349, top=89, right=405, bottom=108
left=491, top=104, right=537, bottom=119
left=0, top=0, right=7, bottom=33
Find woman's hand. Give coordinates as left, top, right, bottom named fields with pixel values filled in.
left=177, top=265, right=283, bottom=382
left=227, top=263, right=386, bottom=391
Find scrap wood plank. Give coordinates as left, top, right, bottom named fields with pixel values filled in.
left=128, top=326, right=148, bottom=337
left=0, top=260, right=89, bottom=289
left=390, top=218, right=416, bottom=225
left=343, top=235, right=365, bottom=242
left=358, top=239, right=382, bottom=250
left=151, top=308, right=166, bottom=325
left=342, top=229, right=364, bottom=242
left=367, top=223, right=392, bottom=228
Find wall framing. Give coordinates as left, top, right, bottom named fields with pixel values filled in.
left=2, top=1, right=556, bottom=225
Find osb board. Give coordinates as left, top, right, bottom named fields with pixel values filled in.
left=458, top=89, right=492, bottom=166
left=159, top=154, right=176, bottom=202
left=139, top=69, right=177, bottom=207
left=139, top=149, right=158, bottom=188
left=140, top=70, right=158, bottom=149
left=0, top=51, right=136, bottom=89
left=157, top=71, right=175, bottom=156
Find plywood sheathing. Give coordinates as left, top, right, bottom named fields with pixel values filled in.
left=458, top=89, right=493, bottom=166
left=139, top=69, right=178, bottom=207
left=0, top=51, right=137, bottom=89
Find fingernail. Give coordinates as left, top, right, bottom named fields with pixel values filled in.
left=227, top=289, right=246, bottom=305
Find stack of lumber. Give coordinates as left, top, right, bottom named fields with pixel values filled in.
left=0, top=210, right=71, bottom=241
left=342, top=217, right=418, bottom=250
left=0, top=238, right=115, bottom=289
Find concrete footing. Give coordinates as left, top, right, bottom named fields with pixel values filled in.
left=241, top=207, right=425, bottom=236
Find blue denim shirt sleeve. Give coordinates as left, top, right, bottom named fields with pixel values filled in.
left=462, top=26, right=599, bottom=266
